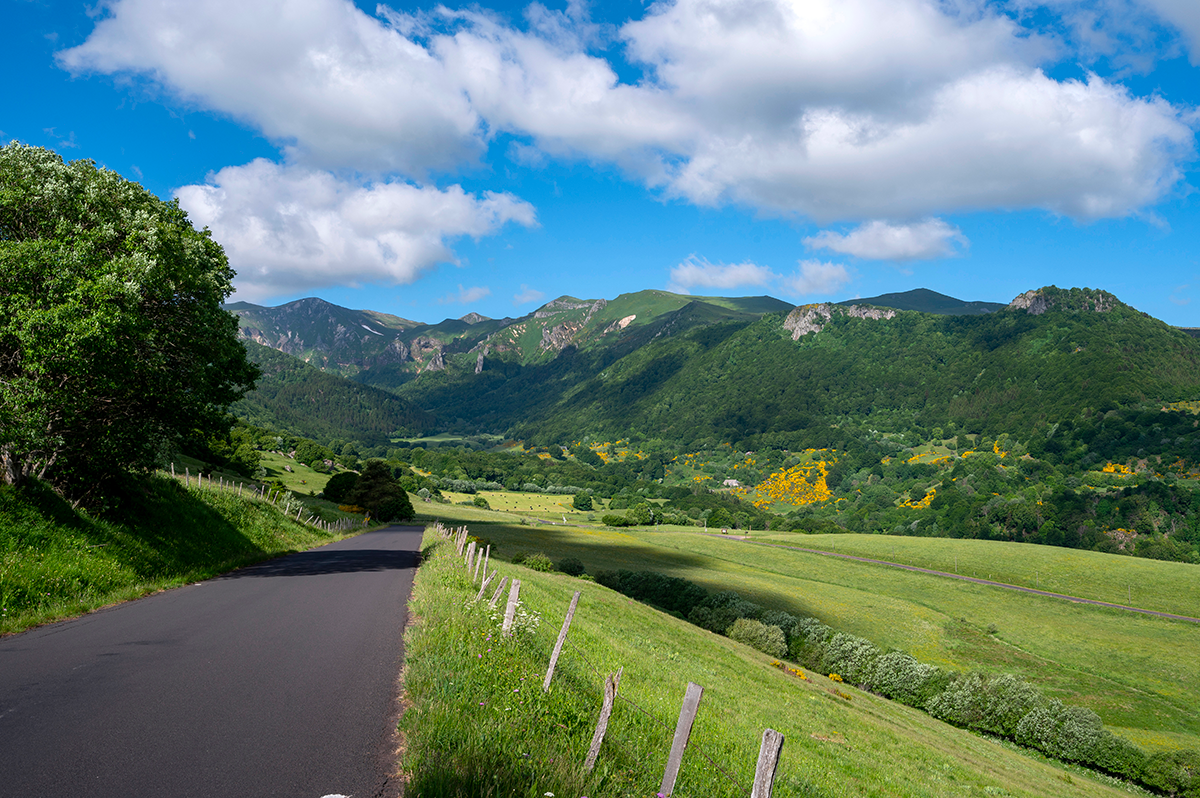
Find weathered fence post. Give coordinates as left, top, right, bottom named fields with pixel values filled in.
left=475, top=570, right=497, bottom=602
left=488, top=576, right=509, bottom=609
left=660, top=682, right=704, bottom=796
left=185, top=467, right=190, bottom=487
left=501, top=579, right=522, bottom=634
left=465, top=540, right=476, bottom=571
left=751, top=729, right=785, bottom=798
left=583, top=667, right=622, bottom=771
left=482, top=544, right=490, bottom=580
left=473, top=545, right=487, bottom=583
left=543, top=591, right=581, bottom=692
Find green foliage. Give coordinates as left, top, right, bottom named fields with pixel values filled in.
left=521, top=552, right=554, bottom=572
left=322, top=471, right=358, bottom=503
left=344, top=460, right=413, bottom=521
left=0, top=143, right=258, bottom=500
left=727, top=617, right=787, bottom=657
left=571, top=491, right=593, bottom=510
left=471, top=494, right=490, bottom=509
left=554, top=556, right=585, bottom=576
left=236, top=341, right=431, bottom=446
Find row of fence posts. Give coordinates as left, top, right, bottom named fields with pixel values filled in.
left=169, top=462, right=363, bottom=534
left=433, top=522, right=787, bottom=797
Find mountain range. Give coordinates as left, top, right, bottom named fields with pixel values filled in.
left=227, top=287, right=1200, bottom=448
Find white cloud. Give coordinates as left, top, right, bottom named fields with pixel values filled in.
left=805, top=219, right=967, bottom=261
left=668, top=256, right=776, bottom=294
left=58, top=0, right=480, bottom=175
left=439, top=284, right=492, bottom=304
left=782, top=260, right=852, bottom=296
left=175, top=159, right=535, bottom=301
left=1143, top=0, right=1200, bottom=63
left=60, top=0, right=1197, bottom=225
left=513, top=284, right=546, bottom=305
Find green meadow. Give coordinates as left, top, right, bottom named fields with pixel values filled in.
left=415, top=503, right=1200, bottom=755
left=401, top=525, right=1139, bottom=797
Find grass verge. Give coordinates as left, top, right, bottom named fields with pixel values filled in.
left=398, top=525, right=1141, bottom=797
left=0, top=475, right=365, bottom=635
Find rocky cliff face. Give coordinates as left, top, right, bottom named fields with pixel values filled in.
left=1008, top=287, right=1118, bottom=315
left=783, top=303, right=896, bottom=339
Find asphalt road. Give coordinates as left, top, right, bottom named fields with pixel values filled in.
left=0, top=524, right=424, bottom=798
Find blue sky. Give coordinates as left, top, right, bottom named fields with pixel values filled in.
left=6, top=0, right=1200, bottom=325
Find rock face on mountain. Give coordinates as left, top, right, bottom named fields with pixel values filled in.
left=1009, top=287, right=1119, bottom=315
left=783, top=303, right=897, bottom=339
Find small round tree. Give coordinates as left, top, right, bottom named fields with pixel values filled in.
left=572, top=492, right=593, bottom=511
left=344, top=460, right=414, bottom=521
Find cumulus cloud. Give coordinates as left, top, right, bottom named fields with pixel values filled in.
left=61, top=0, right=1197, bottom=225
left=175, top=159, right=536, bottom=301
left=58, top=0, right=480, bottom=175
left=805, top=219, right=968, bottom=261
left=439, top=284, right=492, bottom=304
left=668, top=255, right=776, bottom=294
left=513, top=284, right=546, bottom=305
left=1144, top=0, right=1200, bottom=63
left=781, top=260, right=852, bottom=296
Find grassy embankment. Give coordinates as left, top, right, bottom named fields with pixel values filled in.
left=400, top=524, right=1138, bottom=797
left=0, top=472, right=367, bottom=635
left=411, top=502, right=1200, bottom=756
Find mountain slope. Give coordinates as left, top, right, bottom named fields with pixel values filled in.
left=838, top=288, right=1005, bottom=315
left=233, top=341, right=433, bottom=444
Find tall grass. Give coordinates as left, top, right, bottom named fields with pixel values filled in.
left=399, top=527, right=1135, bottom=798
left=0, top=475, right=357, bottom=634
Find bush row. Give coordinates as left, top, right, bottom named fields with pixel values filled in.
left=593, top=568, right=1199, bottom=797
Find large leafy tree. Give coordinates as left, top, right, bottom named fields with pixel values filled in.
left=0, top=143, right=259, bottom=499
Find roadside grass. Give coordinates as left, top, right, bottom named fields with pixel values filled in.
left=400, top=526, right=1139, bottom=798
left=412, top=504, right=1200, bottom=754
left=0, top=475, right=363, bottom=635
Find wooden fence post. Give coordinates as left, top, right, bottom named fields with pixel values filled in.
left=751, top=729, right=785, bottom=798
left=475, top=570, right=497, bottom=602
left=473, top=545, right=487, bottom=583
left=488, top=577, right=509, bottom=609
left=501, top=579, right=522, bottom=634
left=482, top=544, right=490, bottom=581
left=583, top=667, right=622, bottom=771
left=543, top=591, right=581, bottom=692
left=660, top=682, right=704, bottom=796
left=465, top=541, right=476, bottom=571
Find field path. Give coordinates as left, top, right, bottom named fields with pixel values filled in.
left=726, top=536, right=1200, bottom=624
left=0, top=524, right=423, bottom=798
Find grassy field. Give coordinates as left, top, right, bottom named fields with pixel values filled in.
left=441, top=489, right=610, bottom=519
left=0, top=475, right=366, bottom=635
left=413, top=503, right=1200, bottom=755
left=400, top=525, right=1142, bottom=797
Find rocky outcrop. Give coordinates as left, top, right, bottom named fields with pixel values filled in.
left=1009, top=287, right=1118, bottom=315
left=536, top=299, right=608, bottom=353
left=460, top=312, right=488, bottom=324
left=783, top=303, right=896, bottom=340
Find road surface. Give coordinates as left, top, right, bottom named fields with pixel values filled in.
left=0, top=524, right=424, bottom=798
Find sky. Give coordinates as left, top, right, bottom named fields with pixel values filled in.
left=6, top=0, right=1200, bottom=325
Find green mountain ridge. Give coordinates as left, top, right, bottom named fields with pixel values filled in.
left=230, top=286, right=1200, bottom=449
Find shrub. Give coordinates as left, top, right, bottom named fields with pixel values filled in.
left=555, top=557, right=585, bottom=577
left=820, top=632, right=880, bottom=684
left=521, top=482, right=543, bottom=493
left=1142, top=749, right=1200, bottom=795
left=522, top=552, right=554, bottom=572
left=727, top=618, right=787, bottom=658
left=601, top=513, right=634, bottom=527
left=1015, top=699, right=1106, bottom=764
left=472, top=495, right=491, bottom=509
left=572, top=492, right=593, bottom=511
left=511, top=551, right=529, bottom=565
left=374, top=496, right=415, bottom=522
left=322, top=471, right=358, bottom=503
left=866, top=651, right=944, bottom=707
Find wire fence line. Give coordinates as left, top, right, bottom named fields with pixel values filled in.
left=434, top=521, right=783, bottom=797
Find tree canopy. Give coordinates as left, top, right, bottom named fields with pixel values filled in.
left=0, top=143, right=258, bottom=500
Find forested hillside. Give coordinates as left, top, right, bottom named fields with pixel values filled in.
left=233, top=342, right=432, bottom=445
